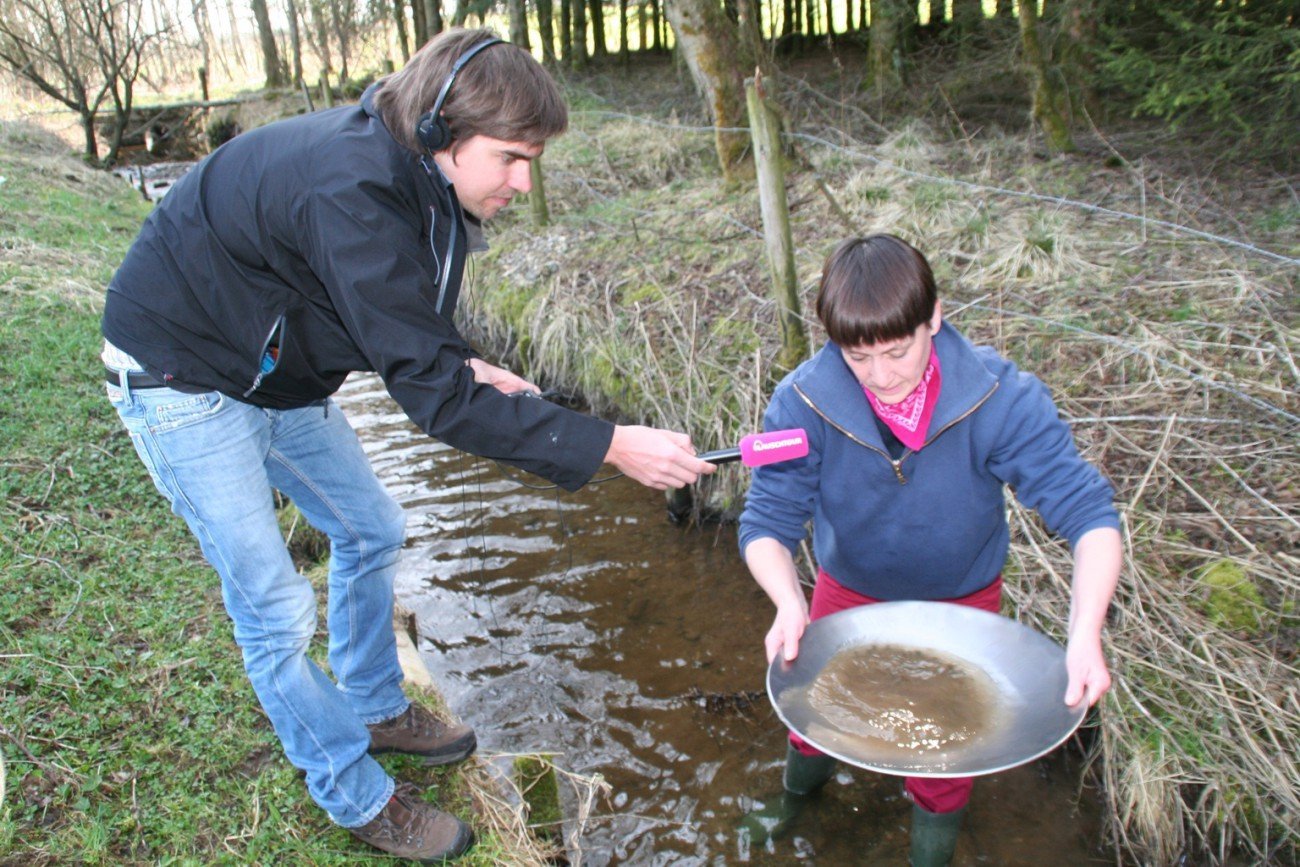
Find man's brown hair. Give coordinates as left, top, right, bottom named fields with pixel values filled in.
left=815, top=234, right=938, bottom=347
left=374, top=28, right=568, bottom=155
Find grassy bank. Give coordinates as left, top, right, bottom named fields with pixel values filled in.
left=0, top=123, right=551, bottom=864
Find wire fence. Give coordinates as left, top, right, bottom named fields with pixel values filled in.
left=570, top=109, right=1300, bottom=268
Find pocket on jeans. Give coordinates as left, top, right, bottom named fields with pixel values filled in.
left=149, top=391, right=224, bottom=433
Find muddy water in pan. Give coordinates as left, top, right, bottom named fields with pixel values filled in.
left=806, top=645, right=1001, bottom=757
left=337, top=374, right=1108, bottom=866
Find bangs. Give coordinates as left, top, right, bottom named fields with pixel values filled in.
left=815, top=235, right=937, bottom=348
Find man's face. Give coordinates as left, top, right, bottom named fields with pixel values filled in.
left=433, top=134, right=542, bottom=221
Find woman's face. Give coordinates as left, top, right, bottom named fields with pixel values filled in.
left=840, top=303, right=942, bottom=405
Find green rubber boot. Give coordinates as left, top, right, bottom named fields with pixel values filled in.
left=737, top=745, right=838, bottom=845
left=736, top=790, right=807, bottom=845
left=782, top=744, right=837, bottom=796
left=909, top=803, right=965, bottom=866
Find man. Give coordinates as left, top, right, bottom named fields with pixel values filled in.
left=101, top=28, right=714, bottom=861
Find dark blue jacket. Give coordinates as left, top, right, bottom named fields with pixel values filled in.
left=102, top=84, right=612, bottom=491
left=738, top=323, right=1120, bottom=600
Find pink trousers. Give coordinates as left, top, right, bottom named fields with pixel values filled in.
left=788, top=569, right=1003, bottom=814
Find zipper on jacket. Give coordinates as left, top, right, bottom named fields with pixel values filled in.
left=243, top=314, right=285, bottom=398
left=419, top=155, right=461, bottom=318
left=792, top=380, right=1000, bottom=485
left=435, top=207, right=459, bottom=316
left=793, top=383, right=906, bottom=483
left=917, top=383, right=999, bottom=450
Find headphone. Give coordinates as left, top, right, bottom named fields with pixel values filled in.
left=415, top=37, right=505, bottom=153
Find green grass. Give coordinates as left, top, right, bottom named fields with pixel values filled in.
left=0, top=125, right=522, bottom=864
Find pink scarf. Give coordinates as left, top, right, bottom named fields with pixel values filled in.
left=863, top=350, right=942, bottom=451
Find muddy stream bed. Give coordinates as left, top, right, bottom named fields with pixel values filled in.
left=337, top=373, right=1107, bottom=865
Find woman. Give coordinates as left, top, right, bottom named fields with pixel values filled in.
left=738, top=234, right=1121, bottom=865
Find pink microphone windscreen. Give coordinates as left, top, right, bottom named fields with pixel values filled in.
left=739, top=429, right=809, bottom=467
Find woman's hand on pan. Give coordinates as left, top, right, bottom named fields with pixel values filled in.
left=1064, top=633, right=1111, bottom=707
left=765, top=602, right=810, bottom=664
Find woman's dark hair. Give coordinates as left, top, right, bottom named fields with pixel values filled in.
left=374, top=28, right=568, bottom=155
left=814, top=234, right=938, bottom=347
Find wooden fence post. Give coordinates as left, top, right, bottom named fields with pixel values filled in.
left=744, top=71, right=808, bottom=375
left=529, top=157, right=550, bottom=227
left=320, top=71, right=334, bottom=109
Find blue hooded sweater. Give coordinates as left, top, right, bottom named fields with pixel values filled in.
left=738, top=322, right=1120, bottom=601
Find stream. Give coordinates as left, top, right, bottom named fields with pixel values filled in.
left=336, top=372, right=1108, bottom=865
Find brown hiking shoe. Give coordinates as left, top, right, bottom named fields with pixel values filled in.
left=368, top=703, right=477, bottom=765
left=350, top=782, right=474, bottom=862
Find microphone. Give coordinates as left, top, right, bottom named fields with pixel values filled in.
left=699, top=428, right=809, bottom=468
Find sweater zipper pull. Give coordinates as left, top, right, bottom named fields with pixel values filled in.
left=891, top=459, right=907, bottom=484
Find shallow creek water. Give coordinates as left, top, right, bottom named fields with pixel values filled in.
left=337, top=374, right=1107, bottom=865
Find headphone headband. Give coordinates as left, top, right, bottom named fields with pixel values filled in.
left=416, top=37, right=505, bottom=153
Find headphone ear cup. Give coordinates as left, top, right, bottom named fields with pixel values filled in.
left=416, top=110, right=451, bottom=152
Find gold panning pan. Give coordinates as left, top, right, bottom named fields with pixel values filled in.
left=766, top=600, right=1087, bottom=778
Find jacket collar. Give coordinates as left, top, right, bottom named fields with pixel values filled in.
left=792, top=322, right=997, bottom=449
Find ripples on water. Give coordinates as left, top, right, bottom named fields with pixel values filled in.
left=337, top=374, right=1106, bottom=865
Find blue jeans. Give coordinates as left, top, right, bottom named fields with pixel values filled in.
left=107, top=376, right=408, bottom=827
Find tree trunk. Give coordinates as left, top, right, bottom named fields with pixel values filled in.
left=952, top=0, right=981, bottom=52
left=561, top=0, right=572, bottom=63
left=224, top=0, right=249, bottom=68
left=1058, top=0, right=1100, bottom=121
left=739, top=0, right=770, bottom=77
left=589, top=0, right=606, bottom=57
left=393, top=0, right=411, bottom=61
left=411, top=0, right=428, bottom=49
left=79, top=111, right=99, bottom=162
left=331, top=0, right=351, bottom=83
left=509, top=0, right=531, bottom=48
left=537, top=0, right=557, bottom=62
left=424, top=0, right=443, bottom=36
left=664, top=0, right=753, bottom=181
left=285, top=0, right=305, bottom=84
left=251, top=0, right=285, bottom=87
left=868, top=0, right=905, bottom=92
left=104, top=104, right=129, bottom=167
left=572, top=0, right=588, bottom=67
left=193, top=0, right=215, bottom=83
left=619, top=0, right=629, bottom=59
left=1018, top=0, right=1074, bottom=152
